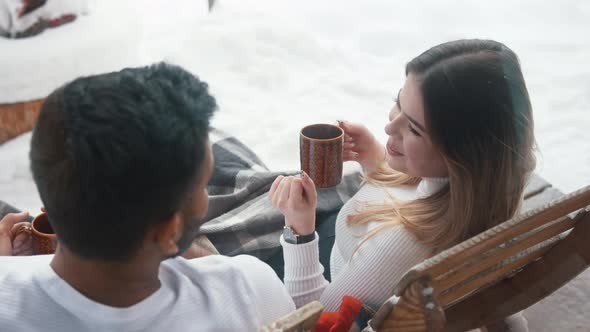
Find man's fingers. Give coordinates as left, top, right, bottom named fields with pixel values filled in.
left=12, top=234, right=27, bottom=249
left=12, top=228, right=32, bottom=255
left=10, top=220, right=31, bottom=236
left=1, top=212, right=29, bottom=230
left=7, top=212, right=29, bottom=223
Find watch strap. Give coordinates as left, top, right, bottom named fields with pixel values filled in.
left=283, top=226, right=316, bottom=244
left=295, top=231, right=315, bottom=244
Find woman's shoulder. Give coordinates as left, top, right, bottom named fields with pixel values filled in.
left=354, top=181, right=418, bottom=203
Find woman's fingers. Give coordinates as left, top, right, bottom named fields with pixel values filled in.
left=270, top=174, right=317, bottom=211
left=276, top=177, right=293, bottom=210
left=269, top=177, right=281, bottom=196
left=269, top=176, right=284, bottom=207
left=301, top=172, right=317, bottom=205
left=339, top=121, right=367, bottom=135
left=269, top=175, right=284, bottom=198
left=343, top=151, right=359, bottom=161
left=289, top=178, right=304, bottom=205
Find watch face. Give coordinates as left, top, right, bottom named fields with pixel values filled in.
left=283, top=226, right=297, bottom=244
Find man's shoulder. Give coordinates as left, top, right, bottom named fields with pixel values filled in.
left=0, top=255, right=53, bottom=323
left=164, top=254, right=278, bottom=283
left=164, top=255, right=295, bottom=325
left=0, top=256, right=53, bottom=300
left=162, top=254, right=290, bottom=310
left=0, top=255, right=52, bottom=277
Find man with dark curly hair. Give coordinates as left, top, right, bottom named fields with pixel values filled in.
left=0, top=63, right=295, bottom=331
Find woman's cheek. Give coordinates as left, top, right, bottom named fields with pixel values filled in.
left=406, top=141, right=425, bottom=167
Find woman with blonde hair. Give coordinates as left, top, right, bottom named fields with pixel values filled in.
left=269, top=39, right=536, bottom=316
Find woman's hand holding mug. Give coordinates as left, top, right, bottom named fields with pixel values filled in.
left=338, top=121, right=386, bottom=174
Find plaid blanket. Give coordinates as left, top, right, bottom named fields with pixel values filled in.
left=0, top=129, right=361, bottom=261
left=203, top=129, right=362, bottom=260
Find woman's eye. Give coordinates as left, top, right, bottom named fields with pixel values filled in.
left=408, top=124, right=421, bottom=137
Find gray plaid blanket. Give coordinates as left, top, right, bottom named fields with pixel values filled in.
left=0, top=129, right=362, bottom=261
left=203, top=129, right=362, bottom=260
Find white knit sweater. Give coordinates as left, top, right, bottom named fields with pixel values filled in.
left=281, top=177, right=449, bottom=310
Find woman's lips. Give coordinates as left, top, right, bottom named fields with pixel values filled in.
left=386, top=142, right=404, bottom=157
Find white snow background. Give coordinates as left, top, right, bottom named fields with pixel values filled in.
left=0, top=1, right=589, bottom=330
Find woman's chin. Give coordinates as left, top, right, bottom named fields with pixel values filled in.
left=386, top=158, right=406, bottom=174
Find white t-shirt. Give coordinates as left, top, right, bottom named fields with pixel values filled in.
left=0, top=254, right=295, bottom=331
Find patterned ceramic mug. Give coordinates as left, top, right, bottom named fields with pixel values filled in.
left=300, top=123, right=344, bottom=188
left=16, top=212, right=57, bottom=255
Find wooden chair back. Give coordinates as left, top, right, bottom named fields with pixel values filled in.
left=366, top=184, right=590, bottom=332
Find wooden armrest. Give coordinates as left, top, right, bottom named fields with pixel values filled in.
left=260, top=301, right=324, bottom=332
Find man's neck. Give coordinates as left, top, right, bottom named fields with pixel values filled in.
left=50, top=246, right=162, bottom=308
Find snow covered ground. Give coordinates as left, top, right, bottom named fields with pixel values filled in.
left=1, top=0, right=589, bottom=330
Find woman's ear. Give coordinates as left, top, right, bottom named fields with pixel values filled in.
left=152, top=213, right=183, bottom=256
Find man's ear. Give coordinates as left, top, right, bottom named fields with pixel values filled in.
left=151, top=213, right=183, bottom=256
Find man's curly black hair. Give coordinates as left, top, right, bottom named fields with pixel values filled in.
left=30, top=63, right=217, bottom=260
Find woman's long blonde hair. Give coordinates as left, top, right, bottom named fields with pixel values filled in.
left=348, top=40, right=536, bottom=252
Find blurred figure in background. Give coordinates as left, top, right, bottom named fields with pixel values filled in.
left=0, top=0, right=88, bottom=38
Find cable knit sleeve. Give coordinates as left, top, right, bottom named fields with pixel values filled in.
left=281, top=233, right=329, bottom=308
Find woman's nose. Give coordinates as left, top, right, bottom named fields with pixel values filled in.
left=385, top=110, right=401, bottom=135
left=384, top=120, right=394, bottom=135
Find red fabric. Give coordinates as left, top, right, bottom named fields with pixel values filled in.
left=48, top=14, right=77, bottom=27
left=314, top=296, right=363, bottom=332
